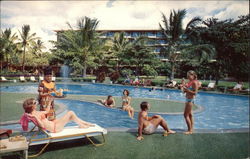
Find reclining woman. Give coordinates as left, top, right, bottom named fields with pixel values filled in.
left=22, top=98, right=94, bottom=133
left=97, top=95, right=116, bottom=108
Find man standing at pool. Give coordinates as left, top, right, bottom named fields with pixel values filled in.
left=38, top=67, right=56, bottom=121
left=137, top=101, right=175, bottom=140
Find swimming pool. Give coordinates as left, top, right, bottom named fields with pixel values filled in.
left=1, top=83, right=249, bottom=130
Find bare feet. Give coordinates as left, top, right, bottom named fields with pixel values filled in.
left=184, top=131, right=193, bottom=135
left=79, top=124, right=90, bottom=128
left=163, top=130, right=176, bottom=136
left=80, top=121, right=95, bottom=127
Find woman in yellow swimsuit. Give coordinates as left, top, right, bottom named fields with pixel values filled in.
left=122, top=89, right=135, bottom=119
left=23, top=98, right=94, bottom=133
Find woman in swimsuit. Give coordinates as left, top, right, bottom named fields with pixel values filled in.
left=22, top=98, right=94, bottom=133
left=98, top=95, right=116, bottom=108
left=181, top=70, right=199, bottom=135
left=122, top=89, right=135, bottom=119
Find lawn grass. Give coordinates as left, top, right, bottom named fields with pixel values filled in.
left=0, top=92, right=59, bottom=122
left=1, top=132, right=248, bottom=159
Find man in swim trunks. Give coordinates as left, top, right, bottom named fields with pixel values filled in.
left=137, top=101, right=175, bottom=140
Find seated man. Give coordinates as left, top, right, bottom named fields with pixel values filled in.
left=137, top=101, right=175, bottom=140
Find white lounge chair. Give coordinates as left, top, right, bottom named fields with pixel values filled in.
left=1, top=76, right=8, bottom=82
left=20, top=76, right=26, bottom=82
left=52, top=77, right=56, bottom=82
left=203, top=82, right=215, bottom=90
left=27, top=124, right=107, bottom=157
left=165, top=80, right=177, bottom=88
left=30, top=76, right=37, bottom=82
left=39, top=76, right=44, bottom=81
left=207, top=82, right=215, bottom=88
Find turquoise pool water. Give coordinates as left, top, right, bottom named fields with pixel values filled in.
left=0, top=83, right=249, bottom=130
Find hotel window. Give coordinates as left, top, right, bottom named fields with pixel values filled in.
left=132, top=32, right=139, bottom=37
left=156, top=32, right=164, bottom=37
left=147, top=32, right=155, bottom=37
left=107, top=32, right=114, bottom=37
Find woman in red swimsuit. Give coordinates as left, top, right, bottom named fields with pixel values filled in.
left=181, top=70, right=199, bottom=135
left=22, top=98, right=94, bottom=133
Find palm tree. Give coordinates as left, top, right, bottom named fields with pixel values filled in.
left=159, top=9, right=202, bottom=79
left=55, top=16, right=100, bottom=77
left=110, top=32, right=131, bottom=71
left=19, top=25, right=37, bottom=72
left=31, top=39, right=46, bottom=58
left=0, top=28, right=19, bottom=70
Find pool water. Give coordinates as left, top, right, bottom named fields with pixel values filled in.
left=0, top=83, right=249, bottom=130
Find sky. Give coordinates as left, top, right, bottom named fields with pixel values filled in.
left=1, top=0, right=249, bottom=51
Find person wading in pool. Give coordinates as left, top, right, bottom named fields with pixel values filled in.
left=38, top=67, right=56, bottom=121
left=181, top=70, right=199, bottom=135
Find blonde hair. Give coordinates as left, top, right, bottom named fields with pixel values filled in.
left=23, top=98, right=36, bottom=113
left=187, top=70, right=197, bottom=80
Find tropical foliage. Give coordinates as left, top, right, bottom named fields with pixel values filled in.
left=50, top=16, right=102, bottom=77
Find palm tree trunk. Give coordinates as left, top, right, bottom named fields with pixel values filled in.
left=22, top=46, right=26, bottom=72
left=83, top=62, right=87, bottom=77
left=170, top=63, right=175, bottom=80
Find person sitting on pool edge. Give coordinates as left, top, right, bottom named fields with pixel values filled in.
left=21, top=98, right=94, bottom=133
left=122, top=89, right=135, bottom=119
left=97, top=95, right=116, bottom=108
left=137, top=101, right=176, bottom=141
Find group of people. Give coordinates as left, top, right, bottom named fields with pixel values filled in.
left=98, top=89, right=135, bottom=119
left=137, top=70, right=199, bottom=140
left=20, top=69, right=199, bottom=141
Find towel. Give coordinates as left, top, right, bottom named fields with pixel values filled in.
left=19, top=113, right=39, bottom=131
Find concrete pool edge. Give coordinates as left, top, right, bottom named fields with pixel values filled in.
left=107, top=127, right=250, bottom=134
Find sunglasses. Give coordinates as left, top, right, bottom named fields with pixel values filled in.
left=30, top=100, right=38, bottom=106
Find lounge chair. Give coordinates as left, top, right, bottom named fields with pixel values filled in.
left=20, top=76, right=26, bottom=82
left=144, top=79, right=152, bottom=86
left=21, top=115, right=107, bottom=157
left=1, top=76, right=10, bottom=82
left=39, top=76, right=44, bottom=81
left=202, top=82, right=215, bottom=91
left=30, top=76, right=37, bottom=82
left=227, top=82, right=243, bottom=93
left=165, top=80, right=177, bottom=88
left=52, top=76, right=56, bottom=82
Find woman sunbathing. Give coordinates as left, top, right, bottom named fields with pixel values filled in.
left=21, top=98, right=94, bottom=133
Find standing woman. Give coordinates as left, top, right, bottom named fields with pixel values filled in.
left=122, top=89, right=135, bottom=119
left=182, top=70, right=199, bottom=134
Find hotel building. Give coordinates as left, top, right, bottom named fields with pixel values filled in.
left=55, top=29, right=168, bottom=60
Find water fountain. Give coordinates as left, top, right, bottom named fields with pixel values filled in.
left=60, top=65, right=71, bottom=82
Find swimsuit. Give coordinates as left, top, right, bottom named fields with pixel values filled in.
left=40, top=113, right=57, bottom=133
left=185, top=80, right=197, bottom=103
left=143, top=123, right=157, bottom=134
